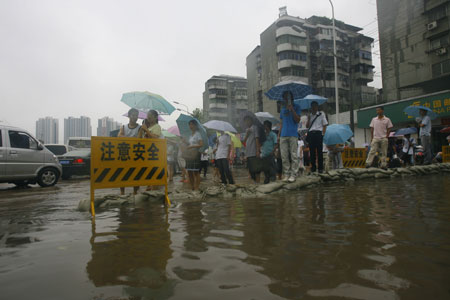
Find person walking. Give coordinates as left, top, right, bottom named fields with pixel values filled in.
left=215, top=132, right=235, bottom=185
left=306, top=101, right=328, bottom=173
left=199, top=148, right=209, bottom=178
left=261, top=121, right=278, bottom=184
left=278, top=91, right=302, bottom=182
left=118, top=108, right=141, bottom=195
left=418, top=109, right=432, bottom=164
left=244, top=115, right=262, bottom=183
left=365, top=106, right=393, bottom=169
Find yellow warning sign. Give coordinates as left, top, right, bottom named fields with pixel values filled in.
left=342, top=148, right=366, bottom=168
left=443, top=146, right=450, bottom=163
left=90, top=137, right=170, bottom=217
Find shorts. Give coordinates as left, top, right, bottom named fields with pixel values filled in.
left=186, top=153, right=201, bottom=171
left=247, top=156, right=262, bottom=179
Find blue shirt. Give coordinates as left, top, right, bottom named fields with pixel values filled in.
left=261, top=131, right=277, bottom=157
left=280, top=104, right=302, bottom=137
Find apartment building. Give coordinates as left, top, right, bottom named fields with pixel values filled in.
left=36, top=117, right=59, bottom=144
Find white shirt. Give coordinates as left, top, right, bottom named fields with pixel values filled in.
left=402, top=137, right=415, bottom=155
left=308, top=111, right=328, bottom=132
left=297, top=140, right=304, bottom=158
left=216, top=134, right=231, bottom=159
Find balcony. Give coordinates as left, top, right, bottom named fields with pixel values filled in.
left=425, top=20, right=450, bottom=39
left=276, top=43, right=307, bottom=54
left=278, top=59, right=307, bottom=70
left=209, top=102, right=227, bottom=109
left=234, top=95, right=248, bottom=100
left=276, top=26, right=307, bottom=38
left=352, top=57, right=373, bottom=66
left=209, top=93, right=227, bottom=99
left=316, top=80, right=350, bottom=90
left=315, top=33, right=343, bottom=42
left=424, top=0, right=450, bottom=12
left=353, top=71, right=374, bottom=82
left=208, top=83, right=227, bottom=90
left=235, top=102, right=248, bottom=110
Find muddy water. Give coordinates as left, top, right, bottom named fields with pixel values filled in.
left=0, top=175, right=449, bottom=299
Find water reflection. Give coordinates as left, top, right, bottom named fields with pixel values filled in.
left=87, top=206, right=175, bottom=299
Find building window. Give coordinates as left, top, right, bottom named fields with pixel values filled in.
left=278, top=51, right=307, bottom=61
left=320, top=28, right=333, bottom=35
left=428, top=5, right=448, bottom=22
left=432, top=59, right=450, bottom=77
left=430, top=35, right=449, bottom=50
left=280, top=67, right=305, bottom=77
left=277, top=35, right=307, bottom=46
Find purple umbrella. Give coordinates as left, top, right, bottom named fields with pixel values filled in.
left=122, top=110, right=165, bottom=121
left=167, top=125, right=180, bottom=136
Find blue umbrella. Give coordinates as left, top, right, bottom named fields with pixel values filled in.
left=265, top=79, right=312, bottom=101
left=176, top=114, right=208, bottom=151
left=394, top=127, right=417, bottom=136
left=323, top=124, right=353, bottom=146
left=294, top=94, right=327, bottom=110
left=203, top=120, right=237, bottom=133
left=403, top=105, right=438, bottom=120
left=121, top=91, right=176, bottom=115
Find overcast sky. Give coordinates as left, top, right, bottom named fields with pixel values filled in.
left=0, top=0, right=380, bottom=140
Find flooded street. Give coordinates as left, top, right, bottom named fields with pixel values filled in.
left=0, top=174, right=449, bottom=300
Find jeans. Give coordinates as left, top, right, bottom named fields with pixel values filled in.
left=280, top=136, right=299, bottom=177
left=366, top=138, right=388, bottom=168
left=328, top=151, right=343, bottom=169
left=262, top=155, right=276, bottom=183
left=309, top=131, right=324, bottom=172
left=216, top=158, right=234, bottom=184
left=421, top=135, right=432, bottom=164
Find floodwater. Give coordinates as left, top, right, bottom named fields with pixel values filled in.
left=0, top=173, right=449, bottom=300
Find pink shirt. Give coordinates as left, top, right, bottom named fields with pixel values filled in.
left=370, top=116, right=393, bottom=139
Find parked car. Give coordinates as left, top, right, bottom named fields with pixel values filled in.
left=67, top=137, right=91, bottom=149
left=45, top=144, right=76, bottom=156
left=59, top=149, right=91, bottom=179
left=0, top=125, right=62, bottom=187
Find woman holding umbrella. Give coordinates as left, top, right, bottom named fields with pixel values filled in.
left=138, top=110, right=162, bottom=138
left=184, top=120, right=204, bottom=191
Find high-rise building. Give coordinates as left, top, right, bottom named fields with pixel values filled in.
left=203, top=75, right=248, bottom=125
left=97, top=117, right=121, bottom=137
left=246, top=8, right=377, bottom=118
left=35, top=117, right=59, bottom=144
left=64, top=116, right=92, bottom=144
left=377, top=0, right=450, bottom=102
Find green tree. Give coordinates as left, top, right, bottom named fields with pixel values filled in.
left=191, top=108, right=206, bottom=123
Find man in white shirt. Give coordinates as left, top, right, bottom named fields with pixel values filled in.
left=365, top=106, right=393, bottom=169
left=402, top=133, right=415, bottom=166
left=418, top=109, right=432, bottom=164
left=215, top=132, right=235, bottom=184
left=306, top=101, right=328, bottom=173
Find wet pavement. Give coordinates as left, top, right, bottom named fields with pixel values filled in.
left=0, top=170, right=450, bottom=299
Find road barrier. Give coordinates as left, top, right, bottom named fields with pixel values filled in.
left=443, top=145, right=450, bottom=163
left=90, top=137, right=170, bottom=217
left=342, top=148, right=366, bottom=168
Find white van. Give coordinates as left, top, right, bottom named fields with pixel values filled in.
left=0, top=125, right=62, bottom=187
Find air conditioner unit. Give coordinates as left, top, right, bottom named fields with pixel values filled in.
left=427, top=21, right=438, bottom=30
left=436, top=47, right=447, bottom=55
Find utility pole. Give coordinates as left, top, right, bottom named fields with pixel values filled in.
left=329, top=0, right=339, bottom=124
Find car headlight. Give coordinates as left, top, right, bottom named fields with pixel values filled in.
left=53, top=155, right=59, bottom=162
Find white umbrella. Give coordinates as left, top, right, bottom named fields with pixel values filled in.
left=203, top=120, right=237, bottom=133
left=255, top=112, right=280, bottom=125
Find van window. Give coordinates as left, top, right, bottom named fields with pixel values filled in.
left=9, top=131, right=38, bottom=150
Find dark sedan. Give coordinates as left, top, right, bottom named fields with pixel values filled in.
left=59, top=149, right=91, bottom=179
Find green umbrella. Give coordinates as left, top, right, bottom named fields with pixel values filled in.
left=161, top=130, right=178, bottom=138
left=121, top=91, right=176, bottom=115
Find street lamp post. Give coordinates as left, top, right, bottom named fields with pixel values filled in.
left=173, top=101, right=190, bottom=114
left=329, top=0, right=339, bottom=124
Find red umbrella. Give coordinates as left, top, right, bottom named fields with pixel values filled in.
left=167, top=125, right=180, bottom=136
left=440, top=127, right=450, bottom=133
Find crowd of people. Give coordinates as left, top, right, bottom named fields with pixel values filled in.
left=118, top=96, right=448, bottom=193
